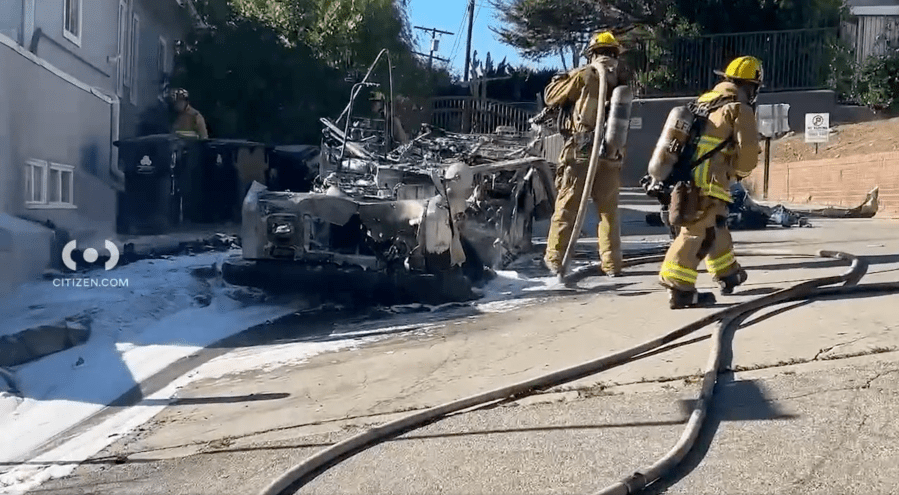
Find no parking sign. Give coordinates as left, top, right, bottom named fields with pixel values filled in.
left=805, top=113, right=830, bottom=143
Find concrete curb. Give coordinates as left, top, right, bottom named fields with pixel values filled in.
left=0, top=316, right=91, bottom=368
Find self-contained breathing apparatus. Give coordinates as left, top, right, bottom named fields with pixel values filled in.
left=530, top=66, right=634, bottom=162
left=641, top=95, right=735, bottom=236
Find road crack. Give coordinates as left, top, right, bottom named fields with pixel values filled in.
left=812, top=337, right=865, bottom=361
left=862, top=369, right=899, bottom=389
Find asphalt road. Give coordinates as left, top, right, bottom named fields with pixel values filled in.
left=31, top=355, right=899, bottom=495
left=18, top=197, right=899, bottom=495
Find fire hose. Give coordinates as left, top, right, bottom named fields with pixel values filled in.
left=260, top=249, right=899, bottom=495
left=560, top=62, right=609, bottom=278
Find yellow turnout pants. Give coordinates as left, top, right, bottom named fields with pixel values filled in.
left=658, top=196, right=741, bottom=291
left=544, top=157, right=621, bottom=274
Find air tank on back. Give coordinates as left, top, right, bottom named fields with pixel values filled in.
left=647, top=106, right=695, bottom=182
left=603, top=85, right=634, bottom=159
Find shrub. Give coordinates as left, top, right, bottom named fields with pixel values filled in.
left=855, top=49, right=899, bottom=112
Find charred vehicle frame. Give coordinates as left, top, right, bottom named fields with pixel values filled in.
left=223, top=50, right=557, bottom=304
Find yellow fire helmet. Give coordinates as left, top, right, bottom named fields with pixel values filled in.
left=585, top=31, right=623, bottom=55
left=715, top=56, right=764, bottom=85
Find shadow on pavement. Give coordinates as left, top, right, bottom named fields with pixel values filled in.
left=142, top=392, right=291, bottom=407
left=733, top=287, right=781, bottom=297
left=639, top=293, right=847, bottom=495
left=10, top=419, right=710, bottom=468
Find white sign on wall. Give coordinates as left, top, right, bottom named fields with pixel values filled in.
left=629, top=117, right=643, bottom=130
left=804, top=113, right=830, bottom=143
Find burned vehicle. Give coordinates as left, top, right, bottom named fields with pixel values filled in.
left=222, top=50, right=556, bottom=304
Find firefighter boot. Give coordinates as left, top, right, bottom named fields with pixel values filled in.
left=543, top=257, right=561, bottom=276
left=668, top=288, right=717, bottom=310
left=717, top=269, right=748, bottom=295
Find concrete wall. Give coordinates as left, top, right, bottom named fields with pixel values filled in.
left=0, top=1, right=192, bottom=293
left=743, top=152, right=899, bottom=218
left=24, top=0, right=190, bottom=138
left=0, top=34, right=117, bottom=281
left=31, top=0, right=119, bottom=91
left=0, top=214, right=54, bottom=297
left=619, top=90, right=840, bottom=186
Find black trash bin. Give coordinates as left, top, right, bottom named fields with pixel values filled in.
left=267, top=145, right=319, bottom=193
left=195, top=140, right=269, bottom=223
left=115, top=134, right=193, bottom=235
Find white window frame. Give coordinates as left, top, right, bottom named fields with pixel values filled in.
left=25, top=160, right=76, bottom=209
left=63, top=0, right=83, bottom=47
left=48, top=163, right=76, bottom=208
left=117, top=0, right=128, bottom=95
left=130, top=12, right=140, bottom=105
left=25, top=159, right=48, bottom=206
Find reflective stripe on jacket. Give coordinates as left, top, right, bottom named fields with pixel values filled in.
left=690, top=82, right=760, bottom=203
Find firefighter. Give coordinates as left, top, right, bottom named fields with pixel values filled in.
left=370, top=91, right=410, bottom=145
left=170, top=88, right=209, bottom=139
left=542, top=31, right=630, bottom=277
left=659, top=56, right=763, bottom=309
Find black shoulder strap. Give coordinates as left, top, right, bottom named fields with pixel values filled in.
left=690, top=136, right=733, bottom=167
left=685, top=91, right=738, bottom=167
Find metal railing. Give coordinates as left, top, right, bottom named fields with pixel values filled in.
left=626, top=28, right=839, bottom=97
left=428, top=97, right=536, bottom=134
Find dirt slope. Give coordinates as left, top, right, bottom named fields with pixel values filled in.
left=770, top=116, right=899, bottom=163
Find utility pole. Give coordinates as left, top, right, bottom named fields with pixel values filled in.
left=414, top=26, right=454, bottom=70
left=463, top=0, right=475, bottom=82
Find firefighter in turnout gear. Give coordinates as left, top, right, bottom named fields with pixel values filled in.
left=542, top=31, right=631, bottom=277
left=170, top=88, right=209, bottom=139
left=658, top=56, right=763, bottom=309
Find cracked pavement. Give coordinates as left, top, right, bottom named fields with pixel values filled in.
left=19, top=198, right=899, bottom=494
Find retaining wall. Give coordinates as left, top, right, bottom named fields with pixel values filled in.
left=744, top=152, right=899, bottom=218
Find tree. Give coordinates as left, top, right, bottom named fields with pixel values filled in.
left=231, top=0, right=448, bottom=97
left=162, top=0, right=453, bottom=144
left=490, top=0, right=660, bottom=70
left=671, top=0, right=844, bottom=34
left=169, top=3, right=350, bottom=144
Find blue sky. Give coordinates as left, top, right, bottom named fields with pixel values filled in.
left=406, top=0, right=557, bottom=77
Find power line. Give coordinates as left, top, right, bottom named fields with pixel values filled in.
left=414, top=25, right=455, bottom=69
left=447, top=7, right=470, bottom=65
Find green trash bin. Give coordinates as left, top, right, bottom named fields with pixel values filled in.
left=115, top=134, right=189, bottom=235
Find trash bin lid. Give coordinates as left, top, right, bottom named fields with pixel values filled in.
left=114, top=133, right=184, bottom=147
left=205, top=139, right=267, bottom=149
left=272, top=145, right=320, bottom=160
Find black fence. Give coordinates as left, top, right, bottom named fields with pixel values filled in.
left=625, top=28, right=840, bottom=97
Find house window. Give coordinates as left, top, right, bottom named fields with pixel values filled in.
left=63, top=0, right=82, bottom=46
left=25, top=160, right=76, bottom=208
left=130, top=12, right=140, bottom=104
left=25, top=160, right=47, bottom=205
left=49, top=164, right=75, bottom=206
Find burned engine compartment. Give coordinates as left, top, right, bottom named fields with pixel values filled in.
left=236, top=118, right=556, bottom=298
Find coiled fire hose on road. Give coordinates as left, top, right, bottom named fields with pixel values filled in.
left=260, top=249, right=899, bottom=495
